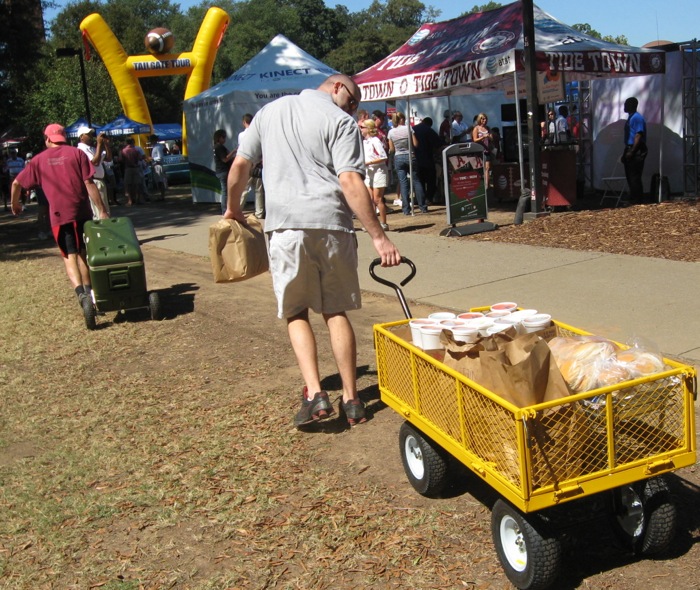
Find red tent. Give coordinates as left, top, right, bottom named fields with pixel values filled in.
left=354, top=1, right=665, bottom=101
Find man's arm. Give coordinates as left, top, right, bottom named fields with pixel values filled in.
left=223, top=155, right=253, bottom=222
left=85, top=179, right=109, bottom=219
left=10, top=179, right=24, bottom=215
left=338, top=171, right=400, bottom=268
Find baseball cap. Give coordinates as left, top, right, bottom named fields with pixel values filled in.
left=44, top=124, right=67, bottom=143
left=77, top=125, right=94, bottom=136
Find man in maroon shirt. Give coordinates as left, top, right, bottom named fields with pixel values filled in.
left=11, top=123, right=109, bottom=305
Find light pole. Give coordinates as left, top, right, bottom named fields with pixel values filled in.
left=56, top=47, right=92, bottom=126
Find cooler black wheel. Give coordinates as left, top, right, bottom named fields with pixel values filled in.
left=398, top=422, right=449, bottom=497
left=491, top=499, right=561, bottom=590
left=148, top=291, right=163, bottom=321
left=82, top=296, right=97, bottom=330
left=610, top=476, right=677, bottom=555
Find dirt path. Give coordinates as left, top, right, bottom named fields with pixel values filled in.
left=1, top=212, right=698, bottom=589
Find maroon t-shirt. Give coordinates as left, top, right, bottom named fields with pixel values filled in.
left=121, top=145, right=142, bottom=168
left=16, top=145, right=94, bottom=227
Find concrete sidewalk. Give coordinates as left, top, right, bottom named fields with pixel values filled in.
left=123, top=197, right=700, bottom=367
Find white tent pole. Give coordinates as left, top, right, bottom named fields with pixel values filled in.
left=513, top=71, right=526, bottom=192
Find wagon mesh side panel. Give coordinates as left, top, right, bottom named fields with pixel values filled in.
left=528, top=402, right=599, bottom=489
left=376, top=329, right=416, bottom=410
left=414, top=355, right=462, bottom=442
left=461, top=381, right=522, bottom=488
left=611, top=378, right=686, bottom=463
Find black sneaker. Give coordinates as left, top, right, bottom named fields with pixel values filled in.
left=294, top=388, right=335, bottom=427
left=340, top=398, right=367, bottom=426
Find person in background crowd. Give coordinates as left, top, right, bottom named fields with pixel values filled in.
left=213, top=128, right=235, bottom=215
left=490, top=127, right=503, bottom=163
left=76, top=126, right=111, bottom=219
left=412, top=117, right=444, bottom=205
left=388, top=111, right=428, bottom=215
left=542, top=109, right=556, bottom=143
left=223, top=74, right=401, bottom=429
left=120, top=137, right=143, bottom=206
left=360, top=118, right=389, bottom=230
left=149, top=134, right=167, bottom=201
left=11, top=123, right=108, bottom=308
left=237, top=113, right=265, bottom=218
left=622, top=96, right=648, bottom=204
left=439, top=109, right=452, bottom=144
left=450, top=111, right=469, bottom=143
left=568, top=104, right=580, bottom=139
left=356, top=109, right=370, bottom=126
left=556, top=105, right=570, bottom=143
left=471, top=112, right=493, bottom=188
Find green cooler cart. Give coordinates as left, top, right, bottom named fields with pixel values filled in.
left=82, top=217, right=162, bottom=330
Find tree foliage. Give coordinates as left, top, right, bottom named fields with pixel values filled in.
left=572, top=23, right=629, bottom=46
left=2, top=0, right=630, bottom=146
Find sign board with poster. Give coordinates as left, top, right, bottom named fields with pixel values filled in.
left=440, top=143, right=496, bottom=236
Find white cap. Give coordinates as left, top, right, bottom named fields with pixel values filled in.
left=77, top=125, right=94, bottom=136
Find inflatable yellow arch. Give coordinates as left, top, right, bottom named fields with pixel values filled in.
left=80, top=7, right=229, bottom=154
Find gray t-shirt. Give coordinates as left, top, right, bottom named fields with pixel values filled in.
left=387, top=125, right=411, bottom=156
left=238, top=89, right=365, bottom=233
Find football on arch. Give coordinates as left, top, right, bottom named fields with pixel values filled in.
left=144, top=28, right=175, bottom=55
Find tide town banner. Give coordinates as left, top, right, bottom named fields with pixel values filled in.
left=354, top=1, right=665, bottom=102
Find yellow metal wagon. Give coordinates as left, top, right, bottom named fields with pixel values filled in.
left=370, top=259, right=697, bottom=590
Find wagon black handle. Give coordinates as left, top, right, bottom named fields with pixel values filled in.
left=369, top=257, right=416, bottom=319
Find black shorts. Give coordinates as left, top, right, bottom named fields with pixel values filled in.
left=52, top=219, right=88, bottom=258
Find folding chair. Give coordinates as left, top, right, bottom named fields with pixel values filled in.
left=600, top=163, right=627, bottom=207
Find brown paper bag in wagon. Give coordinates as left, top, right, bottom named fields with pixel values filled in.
left=478, top=333, right=571, bottom=408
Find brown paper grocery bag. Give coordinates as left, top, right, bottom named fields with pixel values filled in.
left=478, top=334, right=571, bottom=408
left=209, top=216, right=269, bottom=283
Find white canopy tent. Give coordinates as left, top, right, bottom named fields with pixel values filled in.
left=184, top=34, right=338, bottom=203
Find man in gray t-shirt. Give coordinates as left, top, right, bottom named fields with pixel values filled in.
left=224, top=74, right=400, bottom=429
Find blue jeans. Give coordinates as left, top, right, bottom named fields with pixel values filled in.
left=394, top=154, right=426, bottom=213
left=216, top=171, right=228, bottom=214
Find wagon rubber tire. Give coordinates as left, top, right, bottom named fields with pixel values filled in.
left=398, top=422, right=449, bottom=497
left=82, top=297, right=97, bottom=330
left=148, top=291, right=163, bottom=321
left=610, top=476, right=677, bottom=556
left=491, top=499, right=561, bottom=590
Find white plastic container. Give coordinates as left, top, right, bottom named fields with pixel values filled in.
left=420, top=324, right=444, bottom=350
left=508, top=309, right=538, bottom=322
left=490, top=301, right=518, bottom=313
left=457, top=311, right=485, bottom=321
left=521, top=314, right=552, bottom=333
left=494, top=316, right=523, bottom=334
left=409, top=319, right=435, bottom=348
left=438, top=319, right=468, bottom=329
left=486, top=310, right=512, bottom=319
left=487, top=323, right=512, bottom=336
left=428, top=311, right=456, bottom=321
left=450, top=326, right=480, bottom=343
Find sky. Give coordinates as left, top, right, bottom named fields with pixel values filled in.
left=45, top=0, right=699, bottom=48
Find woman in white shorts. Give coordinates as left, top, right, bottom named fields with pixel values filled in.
left=360, top=119, right=389, bottom=230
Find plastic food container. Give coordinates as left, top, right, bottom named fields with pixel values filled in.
left=521, top=313, right=552, bottom=333
left=490, top=301, right=518, bottom=312
left=409, top=319, right=435, bottom=348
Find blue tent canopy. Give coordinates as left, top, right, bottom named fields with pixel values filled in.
left=101, top=114, right=151, bottom=136
left=65, top=117, right=103, bottom=138
left=152, top=123, right=182, bottom=141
